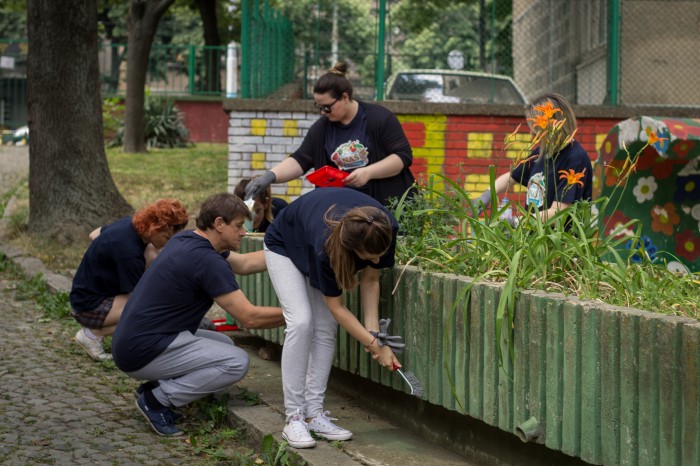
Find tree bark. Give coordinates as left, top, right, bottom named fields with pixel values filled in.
left=195, top=0, right=222, bottom=93
left=26, top=0, right=132, bottom=240
left=123, top=0, right=174, bottom=153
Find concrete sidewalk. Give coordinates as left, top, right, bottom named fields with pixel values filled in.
left=1, top=145, right=577, bottom=466
left=225, top=341, right=474, bottom=466
left=0, top=153, right=474, bottom=465
left=0, top=243, right=472, bottom=465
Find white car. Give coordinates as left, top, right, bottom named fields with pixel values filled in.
left=385, top=69, right=526, bottom=105
left=12, top=126, right=29, bottom=145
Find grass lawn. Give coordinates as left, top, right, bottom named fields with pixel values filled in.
left=5, top=143, right=228, bottom=273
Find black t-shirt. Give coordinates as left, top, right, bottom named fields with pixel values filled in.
left=510, top=140, right=593, bottom=211
left=112, top=231, right=239, bottom=372
left=264, top=187, right=398, bottom=297
left=70, top=217, right=146, bottom=312
left=291, top=101, right=415, bottom=207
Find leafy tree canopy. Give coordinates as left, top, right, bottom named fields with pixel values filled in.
left=0, top=0, right=27, bottom=38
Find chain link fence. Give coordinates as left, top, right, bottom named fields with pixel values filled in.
left=243, top=0, right=700, bottom=108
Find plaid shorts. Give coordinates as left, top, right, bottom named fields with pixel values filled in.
left=70, top=297, right=115, bottom=329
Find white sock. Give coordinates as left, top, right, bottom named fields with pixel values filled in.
left=83, top=328, right=103, bottom=341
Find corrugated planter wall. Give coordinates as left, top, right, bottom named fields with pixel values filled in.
left=239, top=237, right=699, bottom=465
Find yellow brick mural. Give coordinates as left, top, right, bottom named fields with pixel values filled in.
left=467, top=133, right=495, bottom=158
left=396, top=114, right=447, bottom=191
left=505, top=133, right=533, bottom=160
left=283, top=119, right=299, bottom=137
left=251, top=119, right=267, bottom=136
left=252, top=152, right=266, bottom=170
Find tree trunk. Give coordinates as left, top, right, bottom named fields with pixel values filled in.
left=195, top=0, right=222, bottom=93
left=123, top=0, right=174, bottom=153
left=26, top=0, right=132, bottom=241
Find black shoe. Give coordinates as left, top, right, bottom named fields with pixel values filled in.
left=135, top=393, right=184, bottom=436
left=134, top=383, right=183, bottom=422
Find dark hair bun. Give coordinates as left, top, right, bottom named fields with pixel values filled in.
left=330, top=61, right=349, bottom=76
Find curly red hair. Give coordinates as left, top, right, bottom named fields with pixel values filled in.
left=131, top=199, right=188, bottom=237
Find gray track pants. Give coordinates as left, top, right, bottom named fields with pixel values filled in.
left=264, top=247, right=338, bottom=422
left=127, top=329, right=249, bottom=408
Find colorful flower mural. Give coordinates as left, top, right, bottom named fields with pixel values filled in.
left=675, top=230, right=700, bottom=261
left=633, top=176, right=658, bottom=203
left=596, top=116, right=700, bottom=273
left=650, top=202, right=680, bottom=236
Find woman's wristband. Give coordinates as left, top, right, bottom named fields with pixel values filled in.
left=365, top=335, right=377, bottom=351
left=365, top=334, right=377, bottom=352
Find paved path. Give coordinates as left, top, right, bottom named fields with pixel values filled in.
left=0, top=145, right=237, bottom=464
left=0, top=145, right=29, bottom=194
left=0, top=280, right=219, bottom=465
left=0, top=144, right=479, bottom=465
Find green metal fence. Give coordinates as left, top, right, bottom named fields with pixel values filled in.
left=98, top=43, right=227, bottom=98
left=0, top=39, right=228, bottom=131
left=239, top=0, right=295, bottom=99
left=239, top=0, right=700, bottom=108
left=0, top=40, right=28, bottom=131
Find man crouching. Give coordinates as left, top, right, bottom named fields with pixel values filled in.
left=112, top=192, right=284, bottom=436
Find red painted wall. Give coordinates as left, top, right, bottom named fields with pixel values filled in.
left=175, top=100, right=228, bottom=143
left=397, top=113, right=618, bottom=204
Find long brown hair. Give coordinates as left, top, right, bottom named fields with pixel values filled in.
left=323, top=205, right=393, bottom=290
left=233, top=177, right=273, bottom=223
left=525, top=92, right=577, bottom=158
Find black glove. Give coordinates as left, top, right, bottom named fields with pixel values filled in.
left=471, top=189, right=491, bottom=216
left=244, top=171, right=276, bottom=200
left=370, top=318, right=405, bottom=353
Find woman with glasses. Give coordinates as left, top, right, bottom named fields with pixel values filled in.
left=70, top=198, right=189, bottom=361
left=245, top=61, right=415, bottom=208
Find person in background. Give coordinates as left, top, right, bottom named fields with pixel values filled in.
left=234, top=177, right=288, bottom=233
left=245, top=61, right=415, bottom=208
left=475, top=92, right=593, bottom=221
left=263, top=187, right=401, bottom=449
left=70, top=199, right=189, bottom=361
left=112, top=193, right=284, bottom=437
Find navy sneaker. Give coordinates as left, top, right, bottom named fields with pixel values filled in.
left=134, top=383, right=183, bottom=422
left=135, top=393, right=183, bottom=437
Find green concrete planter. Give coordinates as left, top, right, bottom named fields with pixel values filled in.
left=239, top=237, right=698, bottom=465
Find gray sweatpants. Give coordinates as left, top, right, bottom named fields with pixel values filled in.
left=264, top=247, right=338, bottom=422
left=127, top=329, right=249, bottom=408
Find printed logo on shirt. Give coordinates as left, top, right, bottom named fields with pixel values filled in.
left=526, top=172, right=546, bottom=209
left=331, top=140, right=369, bottom=170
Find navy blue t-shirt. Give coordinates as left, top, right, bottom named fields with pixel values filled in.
left=112, top=231, right=239, bottom=372
left=70, top=216, right=146, bottom=312
left=264, top=187, right=398, bottom=297
left=510, top=140, right=593, bottom=211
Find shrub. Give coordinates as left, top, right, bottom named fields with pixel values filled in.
left=108, top=93, right=192, bottom=149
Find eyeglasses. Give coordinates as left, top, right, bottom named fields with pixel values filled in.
left=313, top=98, right=339, bottom=113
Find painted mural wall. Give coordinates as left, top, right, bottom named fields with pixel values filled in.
left=226, top=110, right=615, bottom=204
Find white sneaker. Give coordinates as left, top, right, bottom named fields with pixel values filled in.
left=283, top=412, right=316, bottom=449
left=74, top=328, right=112, bottom=361
left=307, top=411, right=353, bottom=441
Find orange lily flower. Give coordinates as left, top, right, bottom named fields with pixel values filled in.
left=645, top=127, right=668, bottom=146
left=533, top=101, right=562, bottom=120
left=558, top=168, right=587, bottom=187
left=527, top=114, right=551, bottom=130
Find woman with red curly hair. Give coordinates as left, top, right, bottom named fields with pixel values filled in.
left=70, top=199, right=189, bottom=361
